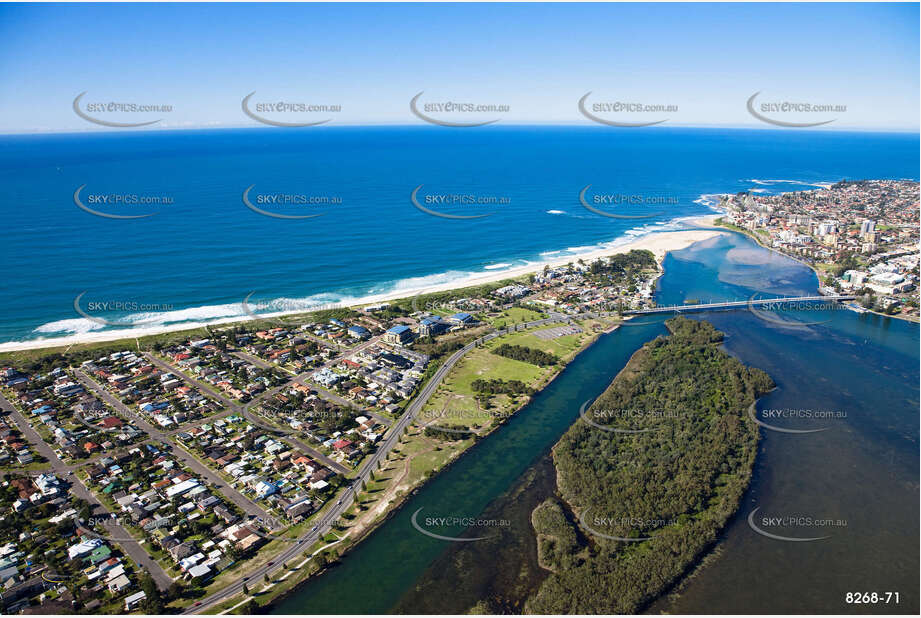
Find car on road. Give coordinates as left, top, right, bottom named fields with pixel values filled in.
left=311, top=525, right=318, bottom=532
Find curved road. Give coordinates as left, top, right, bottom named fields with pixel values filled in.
left=183, top=311, right=611, bottom=613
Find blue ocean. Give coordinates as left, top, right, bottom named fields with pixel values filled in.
left=0, top=126, right=917, bottom=344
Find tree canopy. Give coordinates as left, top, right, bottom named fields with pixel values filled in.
left=526, top=317, right=773, bottom=614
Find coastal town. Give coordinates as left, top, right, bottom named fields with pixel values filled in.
left=0, top=248, right=662, bottom=614
left=0, top=180, right=916, bottom=612
left=719, top=179, right=920, bottom=319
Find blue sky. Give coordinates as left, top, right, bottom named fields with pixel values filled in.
left=0, top=2, right=917, bottom=132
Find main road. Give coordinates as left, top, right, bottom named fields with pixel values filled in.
left=182, top=310, right=614, bottom=613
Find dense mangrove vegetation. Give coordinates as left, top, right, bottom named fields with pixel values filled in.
left=525, top=317, right=774, bottom=614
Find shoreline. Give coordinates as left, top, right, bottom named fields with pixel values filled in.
left=712, top=218, right=921, bottom=324
left=262, top=318, right=621, bottom=614
left=528, top=317, right=764, bottom=614
left=0, top=225, right=726, bottom=353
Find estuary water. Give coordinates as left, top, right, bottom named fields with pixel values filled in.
left=273, top=230, right=920, bottom=614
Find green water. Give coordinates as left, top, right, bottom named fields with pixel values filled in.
left=274, top=231, right=919, bottom=614
left=272, top=310, right=667, bottom=613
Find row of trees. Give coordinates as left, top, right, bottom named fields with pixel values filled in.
left=470, top=378, right=533, bottom=396
left=492, top=343, right=557, bottom=367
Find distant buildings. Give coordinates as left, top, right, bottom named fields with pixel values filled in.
left=722, top=179, right=919, bottom=317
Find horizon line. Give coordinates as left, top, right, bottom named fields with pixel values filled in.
left=2, top=122, right=919, bottom=137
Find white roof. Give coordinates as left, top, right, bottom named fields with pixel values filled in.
left=124, top=591, right=147, bottom=605
left=165, top=478, right=199, bottom=497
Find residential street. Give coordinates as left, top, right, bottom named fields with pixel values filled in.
left=73, top=371, right=275, bottom=525
left=0, top=393, right=174, bottom=591
left=180, top=312, right=609, bottom=613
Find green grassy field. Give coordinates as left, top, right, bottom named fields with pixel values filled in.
left=417, top=319, right=611, bottom=434
left=488, top=306, right=546, bottom=326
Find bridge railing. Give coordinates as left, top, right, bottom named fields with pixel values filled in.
left=623, top=295, right=855, bottom=315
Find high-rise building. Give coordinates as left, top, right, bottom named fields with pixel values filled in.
left=816, top=222, right=837, bottom=236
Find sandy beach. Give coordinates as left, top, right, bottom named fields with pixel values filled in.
left=0, top=225, right=727, bottom=354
